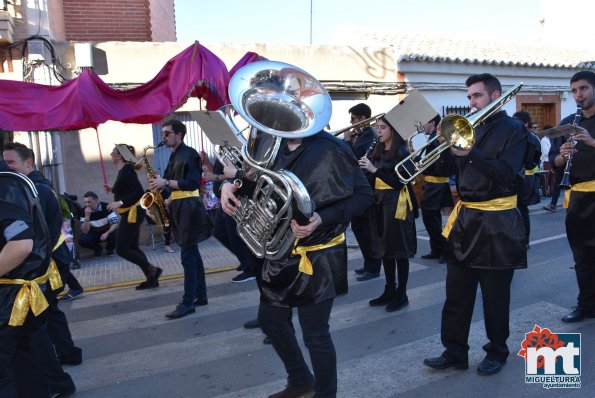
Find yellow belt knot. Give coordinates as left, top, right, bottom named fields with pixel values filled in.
left=116, top=199, right=141, bottom=223
left=292, top=233, right=346, bottom=275
left=170, top=189, right=200, bottom=201
left=395, top=186, right=413, bottom=220
left=52, top=233, right=66, bottom=252
left=0, top=261, right=63, bottom=326
left=563, top=180, right=595, bottom=208
left=424, top=176, right=450, bottom=184
left=442, top=195, right=517, bottom=239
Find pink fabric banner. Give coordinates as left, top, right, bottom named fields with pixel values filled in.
left=0, top=42, right=235, bottom=131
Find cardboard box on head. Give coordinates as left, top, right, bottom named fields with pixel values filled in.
left=190, top=109, right=247, bottom=148
left=384, top=90, right=437, bottom=141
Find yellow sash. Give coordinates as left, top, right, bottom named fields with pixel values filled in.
left=292, top=233, right=346, bottom=275
left=171, top=189, right=200, bottom=201
left=525, top=169, right=536, bottom=176
left=0, top=261, right=63, bottom=326
left=424, top=176, right=449, bottom=184
left=374, top=177, right=392, bottom=190
left=116, top=199, right=142, bottom=223
left=563, top=180, right=595, bottom=208
left=442, top=195, right=517, bottom=239
left=395, top=186, right=413, bottom=220
left=52, top=234, right=65, bottom=252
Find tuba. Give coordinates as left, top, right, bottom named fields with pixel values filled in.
left=226, top=60, right=332, bottom=260
left=134, top=143, right=171, bottom=234
left=395, top=83, right=523, bottom=184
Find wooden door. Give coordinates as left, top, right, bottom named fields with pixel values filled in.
left=522, top=103, right=556, bottom=130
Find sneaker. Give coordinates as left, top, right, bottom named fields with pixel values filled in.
left=232, top=272, right=256, bottom=283
left=543, top=204, right=557, bottom=212
left=60, top=289, right=85, bottom=301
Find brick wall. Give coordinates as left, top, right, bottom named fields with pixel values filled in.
left=62, top=0, right=152, bottom=42
left=149, top=0, right=175, bottom=42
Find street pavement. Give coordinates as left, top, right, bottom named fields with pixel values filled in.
left=58, top=198, right=595, bottom=397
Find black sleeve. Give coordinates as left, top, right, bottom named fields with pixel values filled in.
left=115, top=166, right=144, bottom=206
left=177, top=151, right=201, bottom=191
left=0, top=203, right=35, bottom=243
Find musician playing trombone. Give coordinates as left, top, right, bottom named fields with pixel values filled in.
left=423, top=73, right=528, bottom=376
left=554, top=71, right=595, bottom=323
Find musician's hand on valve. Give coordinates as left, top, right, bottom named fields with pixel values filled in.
left=560, top=142, right=575, bottom=159
left=221, top=181, right=241, bottom=216
left=291, top=212, right=322, bottom=239
left=145, top=208, right=156, bottom=222
left=149, top=175, right=166, bottom=191
left=571, top=128, right=595, bottom=148
left=223, top=165, right=238, bottom=179
left=358, top=156, right=377, bottom=173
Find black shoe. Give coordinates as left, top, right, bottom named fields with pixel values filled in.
left=194, top=298, right=208, bottom=307
left=60, top=289, right=85, bottom=301
left=423, top=354, right=468, bottom=370
left=561, top=306, right=595, bottom=323
left=357, top=271, right=380, bottom=281
left=386, top=292, right=409, bottom=312
left=232, top=272, right=256, bottom=283
left=477, top=358, right=505, bottom=375
left=263, top=336, right=272, bottom=345
left=49, top=383, right=76, bottom=398
left=165, top=304, right=195, bottom=319
left=421, top=252, right=441, bottom=260
left=267, top=382, right=314, bottom=398
left=354, top=267, right=365, bottom=275
left=369, top=285, right=396, bottom=306
left=58, top=347, right=82, bottom=366
left=244, top=318, right=260, bottom=329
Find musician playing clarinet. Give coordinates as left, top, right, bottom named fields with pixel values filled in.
left=555, top=71, right=595, bottom=323
left=222, top=131, right=372, bottom=398
left=423, top=73, right=528, bottom=376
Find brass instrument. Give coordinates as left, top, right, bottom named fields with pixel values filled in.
left=559, top=103, right=583, bottom=189
left=331, top=113, right=385, bottom=137
left=227, top=60, right=331, bottom=260
left=135, top=143, right=171, bottom=234
left=395, top=83, right=523, bottom=184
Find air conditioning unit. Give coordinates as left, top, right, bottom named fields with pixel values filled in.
left=74, top=42, right=94, bottom=69
left=27, top=39, right=49, bottom=64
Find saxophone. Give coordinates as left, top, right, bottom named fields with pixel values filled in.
left=136, top=143, right=171, bottom=234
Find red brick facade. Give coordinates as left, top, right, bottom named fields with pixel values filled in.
left=62, top=0, right=154, bottom=42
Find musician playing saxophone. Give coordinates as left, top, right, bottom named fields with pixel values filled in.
left=555, top=71, right=595, bottom=323
left=222, top=131, right=372, bottom=398
left=149, top=119, right=211, bottom=320
left=105, top=144, right=162, bottom=290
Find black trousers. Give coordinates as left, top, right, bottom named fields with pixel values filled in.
left=421, top=208, right=445, bottom=254
left=213, top=208, right=255, bottom=274
left=46, top=290, right=79, bottom=360
left=350, top=214, right=381, bottom=273
left=116, top=210, right=153, bottom=276
left=78, top=229, right=116, bottom=254
left=517, top=204, right=530, bottom=242
left=0, top=311, right=49, bottom=398
left=259, top=299, right=336, bottom=398
left=441, top=264, right=515, bottom=363
left=569, top=244, right=595, bottom=312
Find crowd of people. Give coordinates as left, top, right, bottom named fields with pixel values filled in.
left=0, top=69, right=593, bottom=397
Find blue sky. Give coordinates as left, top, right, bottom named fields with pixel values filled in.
left=174, top=0, right=556, bottom=45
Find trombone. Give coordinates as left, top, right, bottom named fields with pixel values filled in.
left=331, top=113, right=385, bottom=137
left=395, top=83, right=523, bottom=184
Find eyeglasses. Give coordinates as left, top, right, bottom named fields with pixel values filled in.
left=161, top=130, right=175, bottom=136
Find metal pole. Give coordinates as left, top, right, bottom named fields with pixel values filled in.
left=309, top=0, right=313, bottom=45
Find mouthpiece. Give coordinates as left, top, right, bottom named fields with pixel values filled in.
left=157, top=142, right=165, bottom=148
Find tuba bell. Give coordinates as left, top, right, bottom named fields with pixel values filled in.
left=394, top=83, right=523, bottom=184
left=227, top=60, right=332, bottom=260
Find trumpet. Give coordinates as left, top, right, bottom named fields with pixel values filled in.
left=331, top=113, right=385, bottom=137
left=394, top=83, right=523, bottom=184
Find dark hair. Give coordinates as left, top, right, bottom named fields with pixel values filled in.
left=4, top=142, right=35, bottom=161
left=162, top=119, right=187, bottom=139
left=465, top=73, right=502, bottom=96
left=570, top=71, right=595, bottom=88
left=371, top=115, right=406, bottom=162
left=83, top=191, right=98, bottom=200
left=429, top=114, right=441, bottom=127
left=512, top=111, right=532, bottom=126
left=348, top=103, right=372, bottom=119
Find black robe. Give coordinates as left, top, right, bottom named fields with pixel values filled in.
left=163, top=143, right=210, bottom=247
left=445, top=111, right=528, bottom=270
left=420, top=131, right=455, bottom=211
left=258, top=132, right=373, bottom=307
left=563, top=112, right=595, bottom=246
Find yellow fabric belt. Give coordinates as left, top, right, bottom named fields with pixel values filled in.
left=52, top=234, right=65, bottom=252
left=171, top=189, right=200, bottom=201
left=525, top=169, right=536, bottom=176
left=395, top=186, right=413, bottom=220
left=292, top=233, right=346, bottom=275
left=374, top=177, right=392, bottom=190
left=563, top=180, right=595, bottom=208
left=442, top=195, right=517, bottom=239
left=424, top=176, right=449, bottom=184
left=0, top=261, right=63, bottom=326
left=116, top=199, right=141, bottom=223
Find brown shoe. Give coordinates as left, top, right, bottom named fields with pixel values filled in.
left=267, top=382, right=314, bottom=398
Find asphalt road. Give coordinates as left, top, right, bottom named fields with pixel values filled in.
left=59, top=201, right=595, bottom=398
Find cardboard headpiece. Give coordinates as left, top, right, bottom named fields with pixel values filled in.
left=384, top=90, right=437, bottom=140
left=115, top=144, right=138, bottom=164
left=190, top=109, right=246, bottom=147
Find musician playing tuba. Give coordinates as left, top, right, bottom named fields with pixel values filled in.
left=221, top=61, right=373, bottom=398
left=149, top=120, right=211, bottom=320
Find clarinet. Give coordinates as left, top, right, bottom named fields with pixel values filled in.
left=365, top=138, right=379, bottom=159
left=559, top=104, right=583, bottom=189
